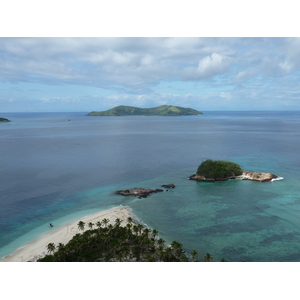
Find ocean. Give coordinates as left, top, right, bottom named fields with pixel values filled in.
left=1, top=111, right=300, bottom=261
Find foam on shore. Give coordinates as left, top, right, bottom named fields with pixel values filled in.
left=0, top=206, right=135, bottom=262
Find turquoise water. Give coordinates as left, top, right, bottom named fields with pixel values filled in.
left=1, top=111, right=300, bottom=261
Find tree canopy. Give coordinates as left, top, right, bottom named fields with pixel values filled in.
left=37, top=218, right=193, bottom=262
left=196, top=159, right=242, bottom=180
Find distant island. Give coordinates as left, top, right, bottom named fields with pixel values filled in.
left=86, top=105, right=203, bottom=116
left=189, top=159, right=278, bottom=182
left=0, top=117, right=10, bottom=122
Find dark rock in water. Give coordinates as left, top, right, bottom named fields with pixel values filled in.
left=161, top=184, right=175, bottom=189
left=115, top=188, right=156, bottom=198
left=188, top=174, right=228, bottom=182
left=115, top=186, right=170, bottom=199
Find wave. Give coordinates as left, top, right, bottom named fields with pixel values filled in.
left=271, top=177, right=284, bottom=182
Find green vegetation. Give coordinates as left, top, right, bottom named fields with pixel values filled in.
left=37, top=217, right=200, bottom=262
left=87, top=105, right=202, bottom=116
left=0, top=117, right=10, bottom=122
left=196, top=159, right=243, bottom=180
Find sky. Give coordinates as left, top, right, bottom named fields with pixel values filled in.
left=1, top=1, right=299, bottom=113
left=1, top=37, right=300, bottom=112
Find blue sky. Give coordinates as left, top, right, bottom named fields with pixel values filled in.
left=1, top=37, right=300, bottom=112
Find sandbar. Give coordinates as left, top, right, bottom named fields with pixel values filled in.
left=0, top=206, right=136, bottom=262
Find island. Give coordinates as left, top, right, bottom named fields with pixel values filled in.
left=86, top=105, right=203, bottom=116
left=189, top=159, right=278, bottom=182
left=0, top=117, right=10, bottom=122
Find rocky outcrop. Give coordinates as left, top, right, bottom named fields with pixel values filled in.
left=161, top=184, right=175, bottom=189
left=115, top=184, right=176, bottom=198
left=189, top=171, right=278, bottom=182
left=115, top=188, right=162, bottom=198
left=188, top=174, right=234, bottom=182
left=237, top=171, right=278, bottom=182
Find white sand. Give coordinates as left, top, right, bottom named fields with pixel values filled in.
left=0, top=206, right=136, bottom=262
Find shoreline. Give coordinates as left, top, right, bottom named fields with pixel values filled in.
left=0, top=206, right=136, bottom=262
left=189, top=170, right=279, bottom=182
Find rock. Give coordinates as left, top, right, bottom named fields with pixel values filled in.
left=188, top=174, right=228, bottom=182
left=237, top=171, right=278, bottom=182
left=115, top=188, right=156, bottom=198
left=189, top=171, right=278, bottom=182
left=161, top=184, right=176, bottom=188
left=115, top=186, right=171, bottom=199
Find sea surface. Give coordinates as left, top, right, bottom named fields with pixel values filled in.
left=1, top=111, right=300, bottom=261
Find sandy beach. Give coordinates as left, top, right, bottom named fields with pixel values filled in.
left=0, top=206, right=136, bottom=262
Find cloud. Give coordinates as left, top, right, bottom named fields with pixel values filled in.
left=0, top=38, right=236, bottom=91
left=39, top=97, right=81, bottom=103
left=182, top=53, right=232, bottom=80
left=1, top=37, right=300, bottom=111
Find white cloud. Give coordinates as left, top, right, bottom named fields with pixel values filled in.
left=198, top=53, right=231, bottom=76
left=2, top=37, right=300, bottom=111
left=0, top=38, right=237, bottom=91
left=235, top=69, right=256, bottom=81
left=182, top=53, right=232, bottom=80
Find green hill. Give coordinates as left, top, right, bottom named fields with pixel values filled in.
left=87, top=105, right=203, bottom=116
left=196, top=159, right=243, bottom=180
left=0, top=117, right=10, bottom=122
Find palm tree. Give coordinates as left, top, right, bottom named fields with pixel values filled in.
left=133, top=225, right=139, bottom=236
left=114, top=218, right=123, bottom=227
left=171, top=240, right=184, bottom=257
left=107, top=224, right=114, bottom=237
left=122, top=245, right=131, bottom=261
left=137, top=224, right=144, bottom=235
left=204, top=252, right=213, bottom=262
left=164, top=247, right=174, bottom=262
left=56, top=243, right=67, bottom=262
left=88, top=222, right=94, bottom=230
left=152, top=229, right=158, bottom=240
left=157, top=238, right=166, bottom=249
left=143, top=228, right=150, bottom=238
left=96, top=221, right=102, bottom=228
left=47, top=242, right=56, bottom=254
left=56, top=242, right=66, bottom=254
left=191, top=250, right=199, bottom=262
left=126, top=223, right=133, bottom=236
left=127, top=216, right=133, bottom=225
left=102, top=218, right=109, bottom=227
left=77, top=221, right=85, bottom=232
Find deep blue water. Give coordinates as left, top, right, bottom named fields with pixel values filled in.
left=1, top=111, right=300, bottom=261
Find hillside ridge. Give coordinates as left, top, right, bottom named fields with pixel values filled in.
left=87, top=105, right=203, bottom=116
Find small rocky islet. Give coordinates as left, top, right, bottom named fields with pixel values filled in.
left=115, top=184, right=175, bottom=198
left=188, top=159, right=278, bottom=182
left=115, top=161, right=278, bottom=199
left=0, top=117, right=11, bottom=122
